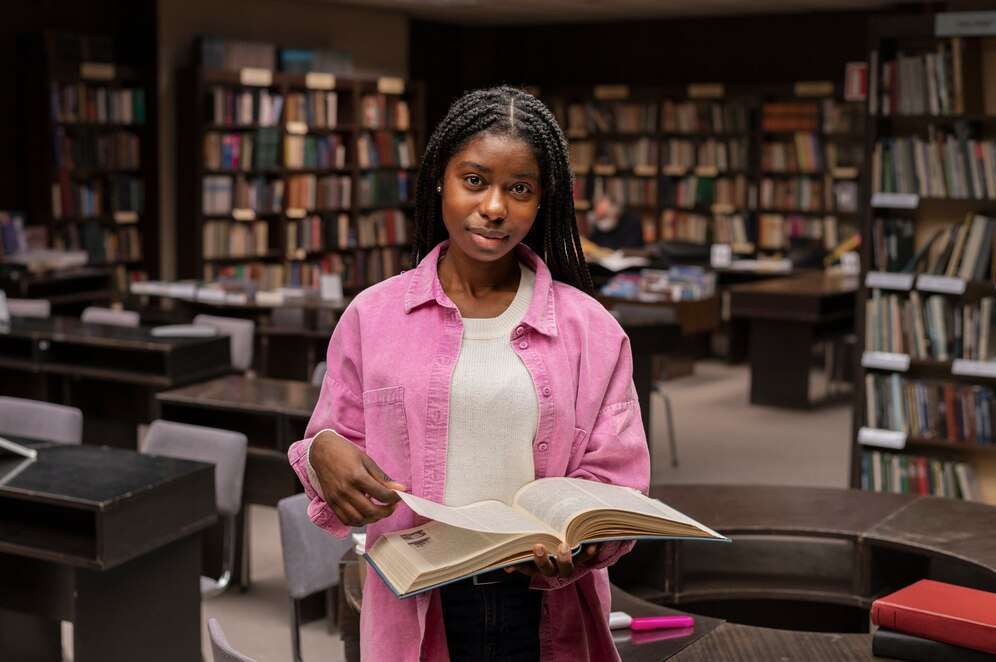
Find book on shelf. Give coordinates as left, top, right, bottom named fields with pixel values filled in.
left=661, top=138, right=749, bottom=173
left=361, top=94, right=411, bottom=131
left=287, top=174, right=351, bottom=210
left=0, top=211, right=28, bottom=256
left=877, top=38, right=979, bottom=116
left=593, top=176, right=656, bottom=208
left=759, top=177, right=825, bottom=211
left=871, top=215, right=996, bottom=278
left=822, top=98, right=863, bottom=133
left=279, top=48, right=353, bottom=76
left=871, top=580, right=996, bottom=655
left=208, top=87, right=283, bottom=127
left=357, top=132, right=416, bottom=169
left=596, top=138, right=658, bottom=171
left=758, top=213, right=837, bottom=250
left=365, top=477, right=727, bottom=598
left=284, top=134, right=347, bottom=170
left=50, top=83, right=146, bottom=125
left=872, top=627, right=994, bottom=662
left=861, top=450, right=978, bottom=500
left=358, top=171, right=411, bottom=208
left=659, top=100, right=749, bottom=133
left=658, top=210, right=710, bottom=244
left=761, top=133, right=824, bottom=173
left=761, top=101, right=819, bottom=132
left=54, top=128, right=141, bottom=170
left=284, top=91, right=339, bottom=129
left=872, top=133, right=996, bottom=200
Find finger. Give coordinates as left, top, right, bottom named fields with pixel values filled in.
left=358, top=456, right=405, bottom=502
left=343, top=488, right=396, bottom=523
left=505, top=563, right=538, bottom=577
left=331, top=499, right=365, bottom=527
left=555, top=543, right=574, bottom=578
left=577, top=544, right=599, bottom=568
left=532, top=545, right=557, bottom=577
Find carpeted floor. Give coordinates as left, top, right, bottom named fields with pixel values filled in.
left=200, top=360, right=853, bottom=661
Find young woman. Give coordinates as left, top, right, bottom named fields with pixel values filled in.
left=288, top=86, right=650, bottom=662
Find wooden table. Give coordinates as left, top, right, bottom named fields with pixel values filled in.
left=0, top=316, right=232, bottom=446
left=0, top=265, right=114, bottom=316
left=729, top=271, right=857, bottom=408
left=338, top=485, right=996, bottom=660
left=0, top=436, right=216, bottom=662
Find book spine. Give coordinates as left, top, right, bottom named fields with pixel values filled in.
left=872, top=603, right=996, bottom=654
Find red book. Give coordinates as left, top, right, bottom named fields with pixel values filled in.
left=871, top=580, right=996, bottom=654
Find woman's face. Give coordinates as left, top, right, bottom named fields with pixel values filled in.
left=439, top=132, right=542, bottom=263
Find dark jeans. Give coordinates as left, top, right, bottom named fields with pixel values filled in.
left=440, top=571, right=542, bottom=662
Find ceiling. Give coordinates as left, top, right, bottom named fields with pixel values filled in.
left=320, top=0, right=933, bottom=25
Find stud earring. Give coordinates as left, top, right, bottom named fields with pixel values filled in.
left=436, top=185, right=442, bottom=193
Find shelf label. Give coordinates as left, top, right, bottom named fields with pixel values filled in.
left=377, top=77, right=405, bottom=95
left=196, top=288, right=227, bottom=304
left=254, top=290, right=285, bottom=306
left=239, top=67, right=273, bottom=87
left=320, top=273, right=344, bottom=302
left=688, top=83, right=724, bottom=99
left=711, top=203, right=735, bottom=215
left=871, top=192, right=919, bottom=209
left=286, top=121, right=308, bottom=135
left=225, top=292, right=249, bottom=305
left=710, top=244, right=733, bottom=268
left=935, top=11, right=996, bottom=36
left=794, top=80, right=834, bottom=97
left=593, top=164, right=617, bottom=176
left=633, top=165, right=658, bottom=177
left=695, top=165, right=719, bottom=177
left=832, top=166, right=859, bottom=179
left=231, top=208, right=256, bottom=221
left=663, top=165, right=688, bottom=177
left=916, top=274, right=966, bottom=295
left=865, top=271, right=914, bottom=291
left=305, top=72, right=336, bottom=90
left=286, top=207, right=307, bottom=219
left=113, top=210, right=138, bottom=224
left=593, top=84, right=629, bottom=100
left=952, top=359, right=996, bottom=378
left=862, top=351, right=911, bottom=372
left=80, top=62, right=115, bottom=81
left=858, top=427, right=907, bottom=449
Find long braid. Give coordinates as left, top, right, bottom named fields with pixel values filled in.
left=412, top=86, right=593, bottom=294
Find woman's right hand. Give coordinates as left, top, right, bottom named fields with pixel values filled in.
left=311, top=430, right=406, bottom=526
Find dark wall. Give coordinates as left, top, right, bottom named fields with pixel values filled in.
left=412, top=10, right=883, bottom=130
left=0, top=0, right=157, bottom=211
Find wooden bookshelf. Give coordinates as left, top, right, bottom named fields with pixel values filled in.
left=853, top=12, right=996, bottom=505
left=176, top=50, right=423, bottom=294
left=23, top=33, right=159, bottom=293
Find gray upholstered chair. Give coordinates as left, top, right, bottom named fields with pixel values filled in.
left=0, top=396, right=83, bottom=444
left=310, top=361, right=327, bottom=387
left=142, top=420, right=247, bottom=597
left=194, top=314, right=255, bottom=372
left=81, top=306, right=140, bottom=327
left=278, top=492, right=353, bottom=662
left=7, top=298, right=51, bottom=319
left=208, top=618, right=256, bottom=662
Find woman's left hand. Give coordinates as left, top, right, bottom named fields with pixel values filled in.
left=504, top=543, right=601, bottom=578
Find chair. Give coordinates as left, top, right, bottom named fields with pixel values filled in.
left=7, top=298, right=51, bottom=319
left=310, top=361, right=327, bottom=386
left=194, top=314, right=255, bottom=372
left=278, top=492, right=354, bottom=662
left=208, top=618, right=257, bottom=662
left=81, top=306, right=140, bottom=327
left=142, top=420, right=247, bottom=597
left=0, top=396, right=83, bottom=444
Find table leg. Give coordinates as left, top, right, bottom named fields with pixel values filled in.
left=748, top=319, right=814, bottom=409
left=73, top=535, right=202, bottom=662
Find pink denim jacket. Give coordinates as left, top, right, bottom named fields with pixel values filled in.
left=287, top=240, right=651, bottom=661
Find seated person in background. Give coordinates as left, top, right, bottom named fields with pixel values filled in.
left=586, top=195, right=644, bottom=251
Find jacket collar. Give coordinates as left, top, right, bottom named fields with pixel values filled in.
left=403, top=240, right=558, bottom=337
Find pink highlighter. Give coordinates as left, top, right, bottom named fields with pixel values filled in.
left=609, top=612, right=695, bottom=631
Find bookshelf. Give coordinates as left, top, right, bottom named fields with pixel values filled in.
left=853, top=12, right=996, bottom=505
left=23, top=33, right=158, bottom=292
left=177, top=55, right=422, bottom=295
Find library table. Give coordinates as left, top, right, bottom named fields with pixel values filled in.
left=0, top=316, right=232, bottom=447
left=0, top=436, right=215, bottom=662
left=729, top=270, right=857, bottom=408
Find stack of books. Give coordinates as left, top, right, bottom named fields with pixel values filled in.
left=871, top=580, right=995, bottom=661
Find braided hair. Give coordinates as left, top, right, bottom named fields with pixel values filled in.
left=412, top=86, right=594, bottom=294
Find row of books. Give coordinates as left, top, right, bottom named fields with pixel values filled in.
left=55, top=223, right=141, bottom=264
left=879, top=38, right=966, bottom=116
left=757, top=213, right=838, bottom=250
left=202, top=220, right=270, bottom=259
left=871, top=215, right=996, bottom=279
left=285, top=91, right=341, bottom=129
left=356, top=132, right=416, bottom=169
left=203, top=129, right=279, bottom=171
left=591, top=176, right=657, bottom=207
left=660, top=101, right=750, bottom=134
left=208, top=87, right=284, bottom=127
left=872, top=134, right=996, bottom=199
left=53, top=128, right=141, bottom=171
left=663, top=175, right=748, bottom=210
left=286, top=209, right=409, bottom=253
left=357, top=171, right=411, bottom=208
left=360, top=95, right=411, bottom=131
left=661, top=138, right=750, bottom=172
left=203, top=175, right=265, bottom=215
left=287, top=174, right=351, bottom=210
left=656, top=210, right=709, bottom=244
left=50, top=83, right=146, bottom=125
left=761, top=102, right=819, bottom=132
left=821, top=99, right=863, bottom=134
left=759, top=177, right=825, bottom=211
left=825, top=142, right=864, bottom=171
left=594, top=139, right=658, bottom=171
left=761, top=134, right=824, bottom=173
left=566, top=103, right=656, bottom=135
left=284, top=134, right=347, bottom=169
left=865, top=290, right=993, bottom=361
left=860, top=450, right=978, bottom=500
left=52, top=176, right=143, bottom=218
left=865, top=373, right=994, bottom=445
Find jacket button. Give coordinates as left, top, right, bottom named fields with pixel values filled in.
left=514, top=326, right=524, bottom=336
left=542, top=386, right=552, bottom=397
left=537, top=442, right=549, bottom=451
left=519, top=341, right=528, bottom=349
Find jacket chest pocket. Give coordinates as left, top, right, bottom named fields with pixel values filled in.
left=361, top=385, right=412, bottom=488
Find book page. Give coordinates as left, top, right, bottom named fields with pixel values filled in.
left=384, top=521, right=520, bottom=572
left=396, top=491, right=556, bottom=536
left=513, top=477, right=721, bottom=538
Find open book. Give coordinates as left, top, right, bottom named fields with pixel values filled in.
left=365, top=477, right=727, bottom=598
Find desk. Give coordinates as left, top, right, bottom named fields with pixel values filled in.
left=0, top=266, right=113, bottom=316
left=0, top=437, right=216, bottom=661
left=729, top=271, right=857, bottom=408
left=0, top=317, right=231, bottom=446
